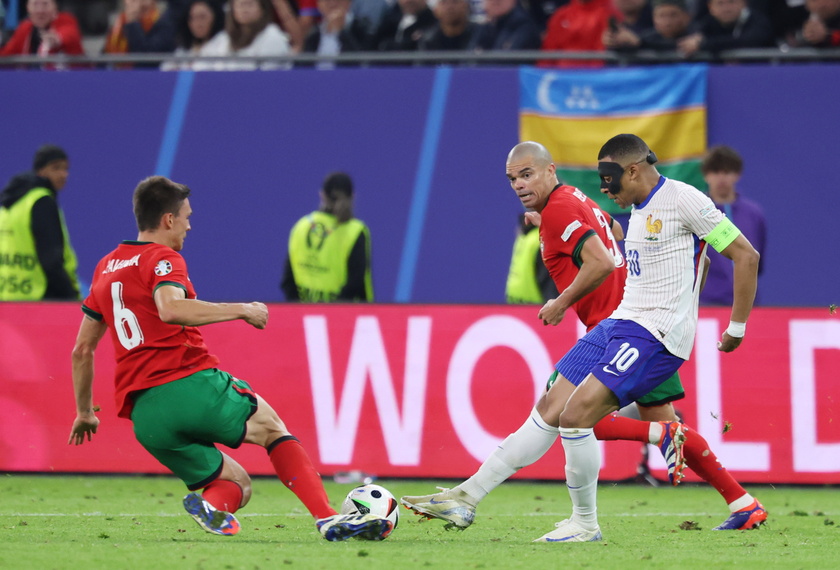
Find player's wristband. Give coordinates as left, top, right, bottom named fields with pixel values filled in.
left=726, top=321, right=746, bottom=338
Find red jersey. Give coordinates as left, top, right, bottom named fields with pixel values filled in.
left=83, top=241, right=219, bottom=418
left=539, top=185, right=627, bottom=330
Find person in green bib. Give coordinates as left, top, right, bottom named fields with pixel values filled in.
left=0, top=144, right=81, bottom=301
left=281, top=172, right=373, bottom=302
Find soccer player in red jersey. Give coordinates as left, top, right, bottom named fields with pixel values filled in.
left=401, top=141, right=765, bottom=536
left=67, top=176, right=392, bottom=541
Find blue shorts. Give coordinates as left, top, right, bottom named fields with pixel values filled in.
left=555, top=319, right=684, bottom=408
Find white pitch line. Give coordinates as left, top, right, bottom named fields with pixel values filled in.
left=3, top=511, right=803, bottom=518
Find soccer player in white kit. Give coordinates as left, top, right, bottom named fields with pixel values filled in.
left=534, top=134, right=760, bottom=543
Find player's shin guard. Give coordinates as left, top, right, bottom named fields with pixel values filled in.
left=459, top=408, right=559, bottom=502
left=267, top=435, right=335, bottom=519
left=202, top=479, right=244, bottom=513
left=681, top=427, right=749, bottom=505
left=560, top=427, right=600, bottom=529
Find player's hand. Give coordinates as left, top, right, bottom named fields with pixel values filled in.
left=717, top=332, right=743, bottom=353
left=243, top=302, right=269, bottom=329
left=538, top=297, right=567, bottom=326
left=524, top=211, right=542, bottom=228
left=68, top=414, right=100, bottom=445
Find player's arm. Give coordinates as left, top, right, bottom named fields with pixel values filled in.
left=699, top=256, right=711, bottom=293
left=154, top=284, right=269, bottom=329
left=716, top=233, right=759, bottom=352
left=610, top=217, right=624, bottom=241
left=538, top=234, right=615, bottom=326
left=68, top=315, right=108, bottom=445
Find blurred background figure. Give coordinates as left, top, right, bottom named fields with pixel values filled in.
left=677, top=0, right=775, bottom=56
left=372, top=0, right=438, bottom=51
left=699, top=145, right=767, bottom=306
left=791, top=0, right=840, bottom=47
left=470, top=0, right=542, bottom=52
left=419, top=0, right=477, bottom=51
left=0, top=0, right=84, bottom=62
left=302, top=0, right=374, bottom=65
left=541, top=0, right=621, bottom=66
left=0, top=144, right=81, bottom=301
left=102, top=0, right=175, bottom=59
left=505, top=212, right=559, bottom=304
left=281, top=172, right=373, bottom=303
left=161, top=0, right=225, bottom=69
left=603, top=0, right=695, bottom=52
left=199, top=0, right=292, bottom=69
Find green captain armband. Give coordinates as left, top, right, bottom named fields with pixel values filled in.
left=705, top=217, right=741, bottom=253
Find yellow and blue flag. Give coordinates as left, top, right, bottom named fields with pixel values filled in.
left=520, top=64, right=708, bottom=214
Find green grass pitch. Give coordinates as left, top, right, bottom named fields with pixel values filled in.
left=1, top=474, right=838, bottom=569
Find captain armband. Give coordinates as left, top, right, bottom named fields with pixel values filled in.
left=704, top=218, right=741, bottom=253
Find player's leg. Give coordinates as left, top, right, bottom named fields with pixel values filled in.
left=536, top=320, right=684, bottom=543
left=531, top=373, right=615, bottom=543
left=593, top=375, right=689, bottom=485
left=130, top=370, right=248, bottom=536
left=634, top=403, right=766, bottom=529
left=244, top=393, right=393, bottom=541
left=401, top=324, right=611, bottom=529
left=400, top=375, right=576, bottom=529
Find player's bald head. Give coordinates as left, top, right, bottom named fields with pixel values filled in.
left=507, top=141, right=553, bottom=168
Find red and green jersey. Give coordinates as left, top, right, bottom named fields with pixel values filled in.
left=540, top=185, right=627, bottom=330
left=82, top=241, right=219, bottom=418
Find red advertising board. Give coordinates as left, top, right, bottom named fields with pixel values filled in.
left=1, top=303, right=838, bottom=484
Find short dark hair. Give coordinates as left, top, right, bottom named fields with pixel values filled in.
left=133, top=176, right=191, bottom=232
left=701, top=145, right=743, bottom=174
left=598, top=134, right=650, bottom=163
left=323, top=172, right=353, bottom=198
left=32, top=144, right=68, bottom=171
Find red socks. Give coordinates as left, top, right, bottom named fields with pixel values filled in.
left=593, top=413, right=747, bottom=505
left=268, top=435, right=336, bottom=519
left=681, top=428, right=747, bottom=504
left=593, top=412, right=649, bottom=442
left=202, top=479, right=243, bottom=513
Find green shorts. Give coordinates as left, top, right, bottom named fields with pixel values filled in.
left=546, top=370, right=684, bottom=407
left=130, top=368, right=258, bottom=490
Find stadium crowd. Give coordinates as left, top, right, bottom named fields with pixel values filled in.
left=0, top=0, right=838, bottom=66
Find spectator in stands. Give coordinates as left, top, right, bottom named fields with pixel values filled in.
left=763, top=0, right=809, bottom=44
left=102, top=0, right=176, bottom=57
left=302, top=0, right=373, bottom=64
left=352, top=0, right=391, bottom=35
left=699, top=145, right=767, bottom=306
left=613, top=0, right=654, bottom=33
left=418, top=0, right=476, bottom=51
left=470, top=0, right=542, bottom=52
left=372, top=0, right=437, bottom=51
left=604, top=0, right=695, bottom=52
left=542, top=0, right=621, bottom=66
left=793, top=0, right=840, bottom=47
left=676, top=0, right=775, bottom=56
left=269, top=0, right=308, bottom=52
left=161, top=0, right=225, bottom=69
left=0, top=0, right=84, bottom=60
left=281, top=172, right=373, bottom=303
left=199, top=0, right=292, bottom=69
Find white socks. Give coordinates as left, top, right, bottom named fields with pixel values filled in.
left=458, top=408, right=559, bottom=503
left=560, top=427, right=600, bottom=529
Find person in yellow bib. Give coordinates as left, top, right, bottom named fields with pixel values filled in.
left=505, top=212, right=559, bottom=304
left=0, top=144, right=80, bottom=300
left=281, top=172, right=373, bottom=302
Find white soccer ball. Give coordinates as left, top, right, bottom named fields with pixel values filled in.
left=340, top=484, right=399, bottom=529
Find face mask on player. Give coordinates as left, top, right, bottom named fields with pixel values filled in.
left=598, top=151, right=658, bottom=195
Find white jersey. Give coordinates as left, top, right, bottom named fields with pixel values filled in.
left=611, top=177, right=724, bottom=359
